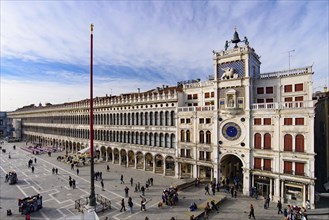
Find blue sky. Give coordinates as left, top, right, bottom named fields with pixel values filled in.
left=1, top=1, right=328, bottom=111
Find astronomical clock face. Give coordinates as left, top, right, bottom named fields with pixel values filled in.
left=222, top=122, right=241, bottom=141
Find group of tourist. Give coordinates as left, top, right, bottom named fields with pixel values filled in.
left=161, top=186, right=179, bottom=207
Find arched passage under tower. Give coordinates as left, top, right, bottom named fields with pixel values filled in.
left=220, top=154, right=244, bottom=190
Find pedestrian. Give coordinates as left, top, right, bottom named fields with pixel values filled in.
left=211, top=185, right=216, bottom=196
left=277, top=200, right=283, bottom=214
left=204, top=202, right=210, bottom=219
left=124, top=186, right=129, bottom=197
left=134, top=184, right=138, bottom=192
left=55, top=168, right=58, bottom=174
left=34, top=158, right=37, bottom=163
left=72, top=179, right=76, bottom=189
left=248, top=204, right=255, bottom=219
left=234, top=189, right=237, bottom=198
left=107, top=165, right=110, bottom=172
left=141, top=198, right=146, bottom=211
left=76, top=168, right=79, bottom=176
left=69, top=179, right=73, bottom=188
left=150, top=177, right=153, bottom=186
left=120, top=198, right=126, bottom=212
left=141, top=186, right=145, bottom=196
left=120, top=174, right=124, bottom=184
left=31, top=166, right=35, bottom=173
left=71, top=163, right=74, bottom=170
left=217, top=182, right=220, bottom=192
left=137, top=182, right=141, bottom=191
left=231, top=186, right=234, bottom=197
left=266, top=195, right=270, bottom=208
left=211, top=200, right=219, bottom=213
left=52, top=167, right=55, bottom=174
left=100, top=172, right=102, bottom=180
left=205, top=184, right=210, bottom=195
left=130, top=177, right=133, bottom=186
left=128, top=197, right=133, bottom=213
left=101, top=180, right=104, bottom=191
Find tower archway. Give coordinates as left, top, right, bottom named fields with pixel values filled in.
left=220, top=154, right=244, bottom=190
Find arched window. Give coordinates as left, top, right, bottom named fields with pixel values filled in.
left=254, top=133, right=261, bottom=149
left=160, top=133, right=164, bottom=147
left=170, top=134, right=176, bottom=148
left=140, top=112, right=144, bottom=125
left=160, top=111, right=164, bottom=126
left=264, top=133, right=271, bottom=149
left=145, top=112, right=148, bottom=125
left=295, top=134, right=304, bottom=152
left=155, top=112, right=158, bottom=125
left=206, top=131, right=211, bottom=144
left=165, top=133, right=170, bottom=148
left=170, top=111, right=175, bottom=126
left=186, top=130, right=191, bottom=142
left=165, top=111, right=169, bottom=126
left=150, top=112, right=153, bottom=125
left=284, top=134, right=292, bottom=151
left=180, top=130, right=185, bottom=142
left=199, top=131, right=204, bottom=143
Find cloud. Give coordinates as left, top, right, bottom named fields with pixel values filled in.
left=1, top=1, right=328, bottom=111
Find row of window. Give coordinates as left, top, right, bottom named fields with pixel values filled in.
left=254, top=158, right=305, bottom=176
left=187, top=92, right=215, bottom=100
left=256, top=83, right=304, bottom=95
left=254, top=118, right=304, bottom=125
left=24, top=126, right=176, bottom=148
left=180, top=118, right=212, bottom=124
left=179, top=149, right=212, bottom=161
left=180, top=130, right=212, bottom=144
left=23, top=111, right=176, bottom=127
left=254, top=133, right=305, bottom=152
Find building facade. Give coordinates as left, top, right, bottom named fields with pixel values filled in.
left=7, top=30, right=316, bottom=208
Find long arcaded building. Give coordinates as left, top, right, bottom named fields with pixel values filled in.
left=7, top=30, right=316, bottom=208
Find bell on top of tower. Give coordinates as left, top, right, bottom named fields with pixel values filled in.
left=224, top=27, right=250, bottom=50
left=232, top=28, right=241, bottom=46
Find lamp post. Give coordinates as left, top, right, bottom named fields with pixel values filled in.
left=89, top=23, right=96, bottom=207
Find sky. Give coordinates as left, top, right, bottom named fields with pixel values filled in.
left=1, top=0, right=328, bottom=111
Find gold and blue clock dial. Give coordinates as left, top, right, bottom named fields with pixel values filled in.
left=222, top=122, right=241, bottom=141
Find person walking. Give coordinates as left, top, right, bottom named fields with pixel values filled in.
left=141, top=186, right=145, bottom=196
left=76, top=168, right=79, bottom=176
left=211, top=184, right=216, bottom=196
left=34, top=158, right=37, bottom=163
left=52, top=167, right=55, bottom=174
left=55, top=168, right=58, bottom=174
left=231, top=186, right=234, bottom=198
left=234, top=189, right=237, bottom=198
left=277, top=200, right=283, bottom=214
left=107, top=165, right=110, bottom=172
left=128, top=197, right=133, bottom=213
left=266, top=195, right=270, bottom=208
left=71, top=163, right=74, bottom=170
left=248, top=204, right=256, bottom=219
left=216, top=182, right=220, bottom=192
left=130, top=177, right=133, bottom=186
left=120, top=174, right=124, bottom=184
left=120, top=198, right=126, bottom=212
left=137, top=182, right=141, bottom=191
left=31, top=166, right=35, bottom=173
left=124, top=186, right=129, bottom=197
left=205, top=184, right=210, bottom=195
left=72, top=179, right=76, bottom=189
left=101, top=180, right=104, bottom=191
left=204, top=202, right=210, bottom=219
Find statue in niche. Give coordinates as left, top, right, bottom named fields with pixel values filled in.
left=228, top=94, right=235, bottom=107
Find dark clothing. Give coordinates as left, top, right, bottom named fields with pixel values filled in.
left=249, top=206, right=255, bottom=219
left=277, top=201, right=283, bottom=214
left=120, top=199, right=126, bottom=212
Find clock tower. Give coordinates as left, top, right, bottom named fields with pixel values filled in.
left=212, top=29, right=261, bottom=195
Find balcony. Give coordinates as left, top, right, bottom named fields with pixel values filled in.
left=254, top=166, right=272, bottom=172
left=178, top=106, right=214, bottom=112
left=251, top=100, right=314, bottom=110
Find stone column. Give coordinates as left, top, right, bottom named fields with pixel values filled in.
left=270, top=178, right=273, bottom=200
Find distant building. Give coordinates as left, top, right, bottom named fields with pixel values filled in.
left=7, top=30, right=316, bottom=208
left=314, top=87, right=329, bottom=193
left=0, top=111, right=8, bottom=138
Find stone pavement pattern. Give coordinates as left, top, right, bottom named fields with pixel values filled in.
left=1, top=142, right=326, bottom=220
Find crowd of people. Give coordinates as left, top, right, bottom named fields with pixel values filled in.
left=161, top=186, right=179, bottom=207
